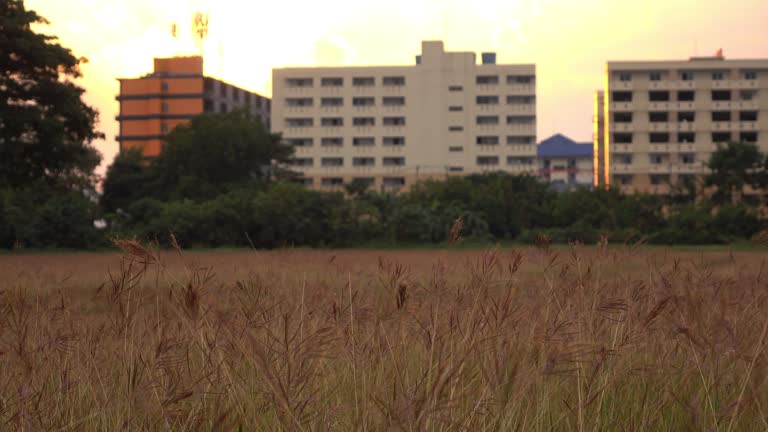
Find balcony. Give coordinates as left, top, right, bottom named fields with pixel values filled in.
left=506, top=84, right=535, bottom=94
left=610, top=102, right=633, bottom=111
left=609, top=81, right=633, bottom=90
left=612, top=123, right=634, bottom=132
left=506, top=104, right=536, bottom=115
left=712, top=101, right=733, bottom=110
left=648, top=102, right=672, bottom=111
left=649, top=143, right=671, bottom=152
left=611, top=144, right=633, bottom=153
left=732, top=80, right=760, bottom=90
left=611, top=164, right=636, bottom=173
left=738, top=122, right=758, bottom=131
left=648, top=81, right=671, bottom=90
left=734, top=100, right=759, bottom=110
left=648, top=123, right=670, bottom=132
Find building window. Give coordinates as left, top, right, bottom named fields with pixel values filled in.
left=383, top=136, right=405, bottom=146
left=476, top=95, right=499, bottom=105
left=449, top=106, right=463, bottom=112
left=612, top=91, right=632, bottom=102
left=321, top=137, right=343, bottom=147
left=680, top=154, right=695, bottom=164
left=161, top=122, right=169, bottom=133
left=677, top=91, right=695, bottom=102
left=740, top=90, right=757, bottom=101
left=507, top=156, right=533, bottom=166
left=321, top=177, right=344, bottom=186
left=649, top=154, right=664, bottom=164
left=286, top=78, right=313, bottom=87
left=286, top=138, right=313, bottom=147
left=680, top=71, right=695, bottom=81
left=321, top=157, right=343, bottom=167
left=615, top=175, right=633, bottom=185
left=507, top=95, right=535, bottom=104
left=739, top=111, right=758, bottom=122
left=321, top=97, right=343, bottom=107
left=382, top=177, right=405, bottom=186
left=286, top=98, right=313, bottom=107
left=353, top=117, right=375, bottom=126
left=219, top=102, right=228, bottom=113
left=650, top=133, right=670, bottom=143
left=507, top=75, right=533, bottom=84
left=649, top=91, right=670, bottom=102
left=476, top=75, right=499, bottom=85
left=321, top=117, right=343, bottom=127
left=616, top=154, right=632, bottom=164
left=740, top=132, right=758, bottom=143
left=712, top=72, right=725, bottom=81
left=448, top=85, right=463, bottom=92
left=245, top=93, right=252, bottom=104
left=448, top=146, right=464, bottom=152
left=353, top=77, right=375, bottom=86
left=448, top=166, right=464, bottom=172
left=477, top=156, right=499, bottom=166
left=712, top=111, right=731, bottom=122
left=382, top=76, right=405, bottom=86
left=449, top=126, right=464, bottom=132
left=649, top=72, right=662, bottom=81
left=219, top=84, right=228, bottom=97
left=290, top=158, right=314, bottom=167
left=506, top=115, right=535, bottom=125
left=383, top=157, right=405, bottom=166
left=476, top=136, right=499, bottom=145
left=161, top=102, right=169, bottom=113
left=383, top=97, right=405, bottom=106
left=618, top=72, right=632, bottom=82
left=383, top=117, right=406, bottom=126
left=285, top=118, right=313, bottom=127
left=161, top=82, right=169, bottom=92
left=613, top=133, right=633, bottom=144
left=353, top=137, right=375, bottom=146
left=353, top=157, right=375, bottom=167
left=321, top=77, right=343, bottom=87
left=233, top=88, right=241, bottom=102
left=613, top=112, right=632, bottom=123
left=650, top=175, right=669, bottom=185
left=507, top=136, right=534, bottom=145
left=353, top=97, right=375, bottom=106
left=712, top=90, right=731, bottom=101
left=476, top=116, right=499, bottom=125
left=712, top=132, right=732, bottom=143
left=744, top=71, right=757, bottom=80
left=295, top=178, right=313, bottom=186
left=649, top=112, right=668, bottom=122
left=678, top=132, right=695, bottom=143
left=678, top=111, right=695, bottom=122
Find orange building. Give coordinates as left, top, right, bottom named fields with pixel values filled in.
left=116, top=56, right=270, bottom=158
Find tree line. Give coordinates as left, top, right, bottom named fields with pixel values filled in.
left=1, top=0, right=767, bottom=250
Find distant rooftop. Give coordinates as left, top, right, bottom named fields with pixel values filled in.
left=538, top=134, right=592, bottom=158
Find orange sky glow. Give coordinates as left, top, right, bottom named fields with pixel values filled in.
left=26, top=0, right=768, bottom=176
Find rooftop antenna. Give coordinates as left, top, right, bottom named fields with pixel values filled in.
left=193, top=12, right=209, bottom=58
left=170, top=22, right=179, bottom=55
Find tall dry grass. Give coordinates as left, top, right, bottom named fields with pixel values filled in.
left=1, top=239, right=767, bottom=431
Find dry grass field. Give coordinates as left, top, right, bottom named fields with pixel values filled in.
left=1, top=241, right=768, bottom=431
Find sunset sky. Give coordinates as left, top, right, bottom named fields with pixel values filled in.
left=26, top=0, right=768, bottom=175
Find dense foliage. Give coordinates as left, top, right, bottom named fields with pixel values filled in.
left=1, top=2, right=766, bottom=250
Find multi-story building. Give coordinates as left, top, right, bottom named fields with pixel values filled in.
left=117, top=56, right=270, bottom=158
left=597, top=55, right=768, bottom=194
left=538, top=134, right=593, bottom=191
left=272, top=41, right=536, bottom=191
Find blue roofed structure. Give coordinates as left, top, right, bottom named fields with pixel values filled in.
left=537, top=134, right=593, bottom=158
left=537, top=134, right=594, bottom=191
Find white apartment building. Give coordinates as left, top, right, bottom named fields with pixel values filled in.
left=599, top=55, right=768, bottom=194
left=272, top=41, right=536, bottom=191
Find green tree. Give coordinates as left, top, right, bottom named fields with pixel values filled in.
left=0, top=0, right=102, bottom=189
left=705, top=141, right=768, bottom=205
left=100, top=148, right=156, bottom=213
left=153, top=110, right=293, bottom=200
